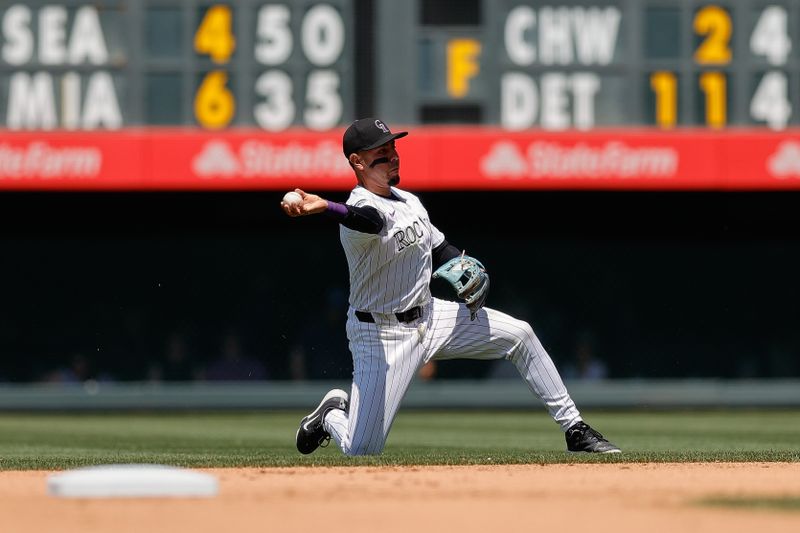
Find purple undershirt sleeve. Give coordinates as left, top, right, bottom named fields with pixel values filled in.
left=325, top=201, right=349, bottom=219
left=325, top=201, right=384, bottom=234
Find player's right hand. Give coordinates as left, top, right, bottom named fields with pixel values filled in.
left=281, top=189, right=329, bottom=217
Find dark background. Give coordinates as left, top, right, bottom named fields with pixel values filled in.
left=1, top=190, right=798, bottom=382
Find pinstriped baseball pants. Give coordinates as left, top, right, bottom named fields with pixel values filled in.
left=324, top=297, right=582, bottom=456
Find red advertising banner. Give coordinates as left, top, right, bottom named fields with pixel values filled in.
left=0, top=130, right=145, bottom=190
left=1, top=127, right=799, bottom=191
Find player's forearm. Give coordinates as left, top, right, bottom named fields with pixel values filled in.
left=431, top=240, right=461, bottom=269
left=326, top=202, right=384, bottom=234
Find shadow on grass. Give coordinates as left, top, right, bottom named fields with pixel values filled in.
left=699, top=496, right=800, bottom=512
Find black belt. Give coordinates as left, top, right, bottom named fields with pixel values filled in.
left=355, top=306, right=422, bottom=324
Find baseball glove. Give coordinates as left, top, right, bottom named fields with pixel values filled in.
left=432, top=253, right=490, bottom=320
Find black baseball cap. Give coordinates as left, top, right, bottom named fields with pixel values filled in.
left=342, top=118, right=408, bottom=158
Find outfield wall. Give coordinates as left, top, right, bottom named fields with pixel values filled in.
left=0, top=379, right=798, bottom=411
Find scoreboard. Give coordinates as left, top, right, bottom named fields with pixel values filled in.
left=379, top=0, right=800, bottom=130
left=3, top=0, right=800, bottom=130
left=0, top=0, right=354, bottom=130
left=1, top=0, right=800, bottom=191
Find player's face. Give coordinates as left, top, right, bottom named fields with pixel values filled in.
left=361, top=140, right=401, bottom=187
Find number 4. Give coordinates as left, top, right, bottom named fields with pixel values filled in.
left=750, top=71, right=791, bottom=130
left=750, top=6, right=791, bottom=66
left=194, top=5, right=236, bottom=64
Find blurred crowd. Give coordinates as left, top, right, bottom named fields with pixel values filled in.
left=24, top=283, right=616, bottom=385
left=9, top=276, right=799, bottom=385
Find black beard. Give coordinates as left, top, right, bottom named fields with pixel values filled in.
left=388, top=175, right=400, bottom=186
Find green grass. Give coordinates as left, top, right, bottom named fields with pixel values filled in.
left=0, top=410, right=798, bottom=470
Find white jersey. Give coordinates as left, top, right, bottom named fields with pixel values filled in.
left=340, top=186, right=445, bottom=313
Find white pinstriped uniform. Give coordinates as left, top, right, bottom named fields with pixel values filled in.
left=324, top=186, right=582, bottom=455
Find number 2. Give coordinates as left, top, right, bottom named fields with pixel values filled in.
left=694, top=6, right=731, bottom=65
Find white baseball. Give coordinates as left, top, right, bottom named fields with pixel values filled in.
left=283, top=191, right=302, bottom=205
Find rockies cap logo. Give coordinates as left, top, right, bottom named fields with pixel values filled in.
left=375, top=120, right=389, bottom=134
left=342, top=117, right=408, bottom=157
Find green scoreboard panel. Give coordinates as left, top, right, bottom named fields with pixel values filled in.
left=1, top=0, right=799, bottom=130
left=0, top=0, right=354, bottom=129
left=378, top=0, right=800, bottom=130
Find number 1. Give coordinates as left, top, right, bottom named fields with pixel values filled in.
left=699, top=72, right=726, bottom=128
left=650, top=72, right=677, bottom=128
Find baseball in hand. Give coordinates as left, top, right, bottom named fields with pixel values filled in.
left=283, top=191, right=303, bottom=205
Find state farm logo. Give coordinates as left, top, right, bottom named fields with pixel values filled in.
left=480, top=142, right=527, bottom=176
left=481, top=141, right=678, bottom=179
left=192, top=140, right=240, bottom=176
left=192, top=139, right=350, bottom=178
left=0, top=141, right=102, bottom=179
left=767, top=141, right=800, bottom=178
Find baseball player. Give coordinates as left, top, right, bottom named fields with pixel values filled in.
left=282, top=118, right=620, bottom=456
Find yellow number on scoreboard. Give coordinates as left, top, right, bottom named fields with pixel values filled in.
left=194, top=71, right=235, bottom=129
left=699, top=72, right=726, bottom=128
left=650, top=72, right=677, bottom=129
left=693, top=6, right=732, bottom=65
left=194, top=5, right=236, bottom=64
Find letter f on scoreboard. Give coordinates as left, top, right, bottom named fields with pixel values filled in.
left=447, top=38, right=481, bottom=98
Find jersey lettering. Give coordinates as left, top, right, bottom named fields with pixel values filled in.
left=342, top=187, right=444, bottom=313
left=393, top=219, right=424, bottom=251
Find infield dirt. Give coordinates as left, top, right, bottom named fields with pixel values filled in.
left=1, top=463, right=798, bottom=533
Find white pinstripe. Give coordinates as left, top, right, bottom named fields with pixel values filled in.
left=324, top=187, right=581, bottom=455
left=340, top=187, right=443, bottom=313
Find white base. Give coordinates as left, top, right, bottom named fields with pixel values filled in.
left=47, top=464, right=219, bottom=498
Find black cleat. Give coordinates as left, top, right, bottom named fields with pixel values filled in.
left=566, top=421, right=621, bottom=454
left=296, top=389, right=349, bottom=455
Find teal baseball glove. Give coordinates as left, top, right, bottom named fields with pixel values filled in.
left=432, top=253, right=490, bottom=320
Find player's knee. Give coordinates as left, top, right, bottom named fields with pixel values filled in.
left=508, top=318, right=535, bottom=345
left=343, top=447, right=379, bottom=457
left=505, top=319, right=537, bottom=358
left=342, top=437, right=385, bottom=456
